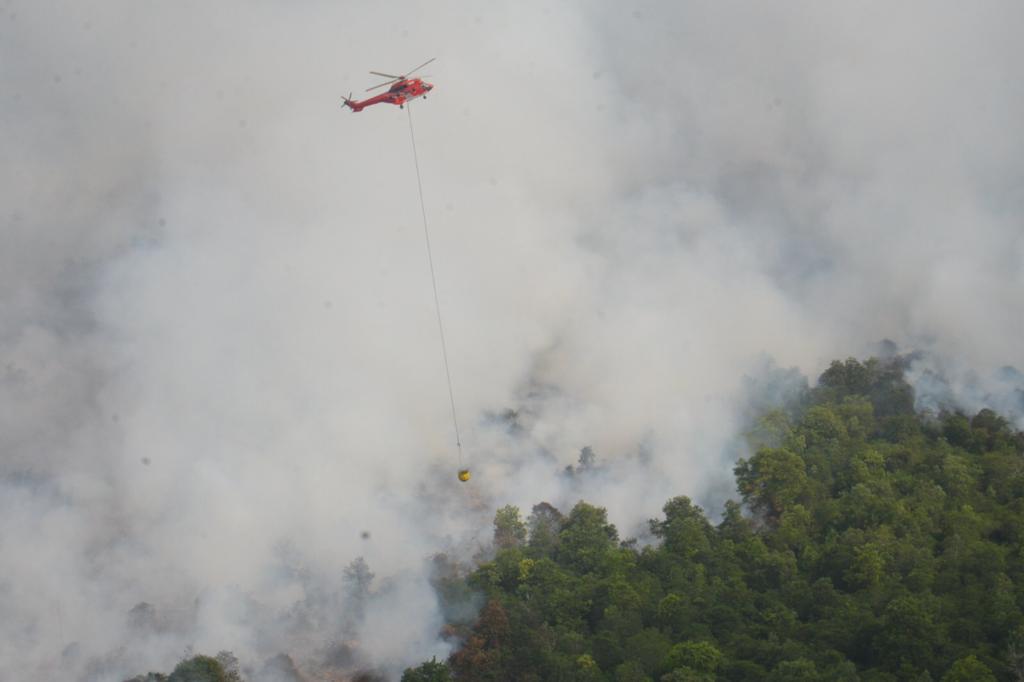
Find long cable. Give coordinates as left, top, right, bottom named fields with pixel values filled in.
left=407, top=105, right=464, bottom=466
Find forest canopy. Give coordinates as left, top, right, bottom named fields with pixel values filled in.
left=409, top=357, right=1024, bottom=681
left=126, top=357, right=1024, bottom=681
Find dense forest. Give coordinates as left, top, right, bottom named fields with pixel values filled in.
left=129, top=357, right=1024, bottom=681
left=407, top=357, right=1024, bottom=681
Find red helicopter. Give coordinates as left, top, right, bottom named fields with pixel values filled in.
left=342, top=58, right=435, bottom=112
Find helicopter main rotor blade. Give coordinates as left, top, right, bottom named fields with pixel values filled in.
left=369, top=70, right=403, bottom=79
left=404, top=57, right=435, bottom=77
left=366, top=78, right=400, bottom=92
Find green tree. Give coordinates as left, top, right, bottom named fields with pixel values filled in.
left=662, top=641, right=721, bottom=675
left=574, top=654, right=605, bottom=682
left=876, top=595, right=939, bottom=672
left=167, top=656, right=230, bottom=682
left=819, top=358, right=873, bottom=397
left=625, top=628, right=672, bottom=677
left=614, top=660, right=652, bottom=681
left=494, top=505, right=528, bottom=550
left=513, top=557, right=589, bottom=628
left=527, top=502, right=563, bottom=558
left=734, top=448, right=809, bottom=521
left=766, top=658, right=820, bottom=681
left=940, top=655, right=996, bottom=682
left=659, top=669, right=714, bottom=682
left=557, top=502, right=618, bottom=574
left=402, top=657, right=452, bottom=682
left=650, top=497, right=713, bottom=560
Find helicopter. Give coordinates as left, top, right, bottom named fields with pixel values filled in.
left=342, top=58, right=435, bottom=112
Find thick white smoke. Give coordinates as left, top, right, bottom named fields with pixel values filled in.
left=2, top=1, right=1023, bottom=679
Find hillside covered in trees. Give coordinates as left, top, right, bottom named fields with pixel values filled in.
left=407, top=357, right=1024, bottom=681
left=127, top=357, right=1024, bottom=681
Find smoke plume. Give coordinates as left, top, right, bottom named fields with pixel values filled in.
left=2, top=1, right=1022, bottom=679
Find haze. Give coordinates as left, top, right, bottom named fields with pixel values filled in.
left=2, top=1, right=1023, bottom=679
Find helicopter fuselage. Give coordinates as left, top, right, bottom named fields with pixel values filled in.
left=343, top=78, right=433, bottom=112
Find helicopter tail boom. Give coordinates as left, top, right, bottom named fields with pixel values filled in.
left=342, top=94, right=366, bottom=112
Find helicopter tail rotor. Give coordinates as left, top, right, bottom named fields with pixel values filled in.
left=342, top=92, right=364, bottom=112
